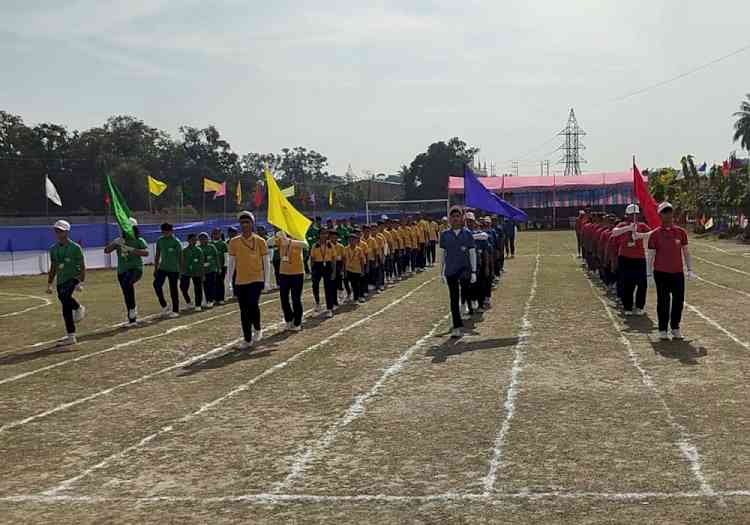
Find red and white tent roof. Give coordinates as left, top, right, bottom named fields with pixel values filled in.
left=448, top=171, right=641, bottom=193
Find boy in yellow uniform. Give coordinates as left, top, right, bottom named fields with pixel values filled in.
left=344, top=230, right=367, bottom=303
left=383, top=221, right=396, bottom=284
left=375, top=221, right=388, bottom=291
left=276, top=231, right=307, bottom=331
left=227, top=211, right=269, bottom=349
left=329, top=230, right=347, bottom=306
left=428, top=219, right=439, bottom=267
left=309, top=229, right=338, bottom=317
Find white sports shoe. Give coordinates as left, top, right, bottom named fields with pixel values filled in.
left=659, top=331, right=670, bottom=341
left=286, top=321, right=294, bottom=331
left=461, top=304, right=469, bottom=316
left=161, top=306, right=171, bottom=318
left=451, top=328, right=462, bottom=338
left=314, top=303, right=322, bottom=313
left=292, top=325, right=302, bottom=332
left=167, top=312, right=179, bottom=319
left=624, top=310, right=633, bottom=316
left=358, top=298, right=366, bottom=304
left=251, top=330, right=263, bottom=344
left=634, top=308, right=645, bottom=316
left=59, top=334, right=77, bottom=346
left=205, top=302, right=214, bottom=309
left=73, top=305, right=87, bottom=323
left=127, top=308, right=137, bottom=323
left=671, top=329, right=683, bottom=340
left=237, top=340, right=253, bottom=351
left=184, top=301, right=194, bottom=311
left=325, top=310, right=334, bottom=319
left=195, top=306, right=203, bottom=312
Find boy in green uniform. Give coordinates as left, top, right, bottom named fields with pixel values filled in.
left=153, top=222, right=182, bottom=318
left=46, top=220, right=86, bottom=346
left=181, top=233, right=205, bottom=311
left=211, top=227, right=228, bottom=305
left=104, top=218, right=149, bottom=325
left=199, top=232, right=219, bottom=308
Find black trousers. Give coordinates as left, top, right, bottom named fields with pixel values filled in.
left=447, top=274, right=470, bottom=329
left=348, top=271, right=362, bottom=300
left=360, top=266, right=370, bottom=297
left=154, top=270, right=180, bottom=313
left=620, top=257, right=647, bottom=312
left=654, top=271, right=685, bottom=332
left=311, top=263, right=323, bottom=305
left=279, top=273, right=304, bottom=326
left=180, top=275, right=203, bottom=307
left=323, top=270, right=337, bottom=311
left=273, top=259, right=281, bottom=287
left=428, top=241, right=437, bottom=265
left=117, top=270, right=142, bottom=312
left=215, top=267, right=227, bottom=302
left=57, top=279, right=80, bottom=334
left=203, top=271, right=217, bottom=304
left=236, top=282, right=264, bottom=342
left=505, top=237, right=516, bottom=256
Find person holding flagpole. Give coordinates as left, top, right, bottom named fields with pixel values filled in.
left=46, top=220, right=86, bottom=346
left=276, top=230, right=307, bottom=331
left=440, top=206, right=477, bottom=338
left=227, top=211, right=269, bottom=349
left=104, top=218, right=148, bottom=325
left=610, top=204, right=650, bottom=316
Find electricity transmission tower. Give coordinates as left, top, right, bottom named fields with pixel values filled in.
left=557, top=108, right=586, bottom=176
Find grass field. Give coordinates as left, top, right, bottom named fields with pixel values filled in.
left=2, top=231, right=750, bottom=523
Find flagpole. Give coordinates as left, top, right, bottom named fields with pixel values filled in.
left=202, top=186, right=206, bottom=220
left=179, top=185, right=184, bottom=225
left=44, top=173, right=49, bottom=218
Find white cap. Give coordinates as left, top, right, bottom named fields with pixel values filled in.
left=53, top=220, right=71, bottom=232
left=128, top=217, right=138, bottom=226
left=441, top=216, right=448, bottom=221
left=658, top=201, right=673, bottom=213
left=625, top=203, right=640, bottom=215
left=238, top=210, right=255, bottom=221
left=465, top=211, right=476, bottom=221
left=381, top=214, right=389, bottom=220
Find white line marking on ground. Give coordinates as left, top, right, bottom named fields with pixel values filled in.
left=586, top=274, right=721, bottom=502
left=693, top=241, right=733, bottom=254
left=694, top=255, right=750, bottom=277
left=694, top=275, right=750, bottom=300
left=274, top=313, right=451, bottom=493
left=41, top=277, right=438, bottom=496
left=0, top=292, right=51, bottom=319
left=684, top=302, right=750, bottom=351
left=481, top=251, right=540, bottom=496
left=6, top=489, right=750, bottom=505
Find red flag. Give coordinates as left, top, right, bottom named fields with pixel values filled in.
left=633, top=157, right=661, bottom=228
left=254, top=181, right=263, bottom=208
left=722, top=160, right=730, bottom=177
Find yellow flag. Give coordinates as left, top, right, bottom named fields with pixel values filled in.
left=266, top=167, right=311, bottom=242
left=203, top=177, right=223, bottom=193
left=704, top=217, right=714, bottom=230
left=328, top=190, right=334, bottom=206
left=236, top=180, right=242, bottom=205
left=148, top=175, right=168, bottom=196
left=281, top=185, right=295, bottom=198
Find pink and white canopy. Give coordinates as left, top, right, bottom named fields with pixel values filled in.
left=448, top=171, right=640, bottom=193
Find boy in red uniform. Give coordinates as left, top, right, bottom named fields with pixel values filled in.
left=642, top=202, right=694, bottom=340
left=612, top=204, right=651, bottom=316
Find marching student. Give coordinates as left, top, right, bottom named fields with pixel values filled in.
left=611, top=205, right=651, bottom=315
left=104, top=218, right=148, bottom=325
left=227, top=211, right=270, bottom=349
left=309, top=228, right=328, bottom=311
left=440, top=206, right=477, bottom=338
left=180, top=233, right=204, bottom=311
left=491, top=216, right=505, bottom=276
left=641, top=202, right=694, bottom=341
left=376, top=221, right=388, bottom=292
left=309, top=228, right=338, bottom=317
left=199, top=232, right=219, bottom=309
left=329, top=229, right=345, bottom=307
left=344, top=230, right=367, bottom=303
left=153, top=222, right=182, bottom=318
left=46, top=220, right=86, bottom=346
left=276, top=230, right=306, bottom=331
left=212, top=228, right=228, bottom=305
left=503, top=217, right=517, bottom=258
left=427, top=217, right=439, bottom=267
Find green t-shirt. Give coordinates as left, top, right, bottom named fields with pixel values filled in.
left=50, top=241, right=84, bottom=286
left=337, top=225, right=351, bottom=246
left=117, top=237, right=148, bottom=275
left=156, top=236, right=182, bottom=273
left=201, top=242, right=219, bottom=274
left=182, top=244, right=205, bottom=277
left=212, top=239, right=228, bottom=268
left=306, top=225, right=321, bottom=246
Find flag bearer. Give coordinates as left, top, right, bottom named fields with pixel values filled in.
left=440, top=206, right=477, bottom=338
left=104, top=218, right=148, bottom=325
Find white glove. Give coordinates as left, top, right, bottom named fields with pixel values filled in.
left=227, top=285, right=234, bottom=297
left=120, top=244, right=134, bottom=254
left=687, top=270, right=697, bottom=281
left=113, top=237, right=125, bottom=246
left=441, top=274, right=447, bottom=285
left=46, top=284, right=54, bottom=294
left=75, top=283, right=84, bottom=293
left=470, top=272, right=477, bottom=284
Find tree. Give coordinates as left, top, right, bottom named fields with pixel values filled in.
left=733, top=94, right=750, bottom=151
left=402, top=137, right=479, bottom=199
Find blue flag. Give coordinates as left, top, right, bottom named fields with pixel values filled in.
left=698, top=162, right=707, bottom=173
left=463, top=166, right=528, bottom=222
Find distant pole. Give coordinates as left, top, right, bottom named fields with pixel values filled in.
left=202, top=188, right=206, bottom=219
left=44, top=173, right=49, bottom=218
left=179, top=185, right=184, bottom=225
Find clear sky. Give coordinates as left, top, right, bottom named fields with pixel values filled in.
left=3, top=0, right=749, bottom=177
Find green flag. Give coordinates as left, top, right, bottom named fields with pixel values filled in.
left=105, top=176, right=134, bottom=238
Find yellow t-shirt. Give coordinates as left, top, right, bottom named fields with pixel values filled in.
left=428, top=221, right=439, bottom=242
left=376, top=233, right=386, bottom=258
left=363, top=237, right=378, bottom=260
left=335, top=243, right=345, bottom=262
left=344, top=245, right=366, bottom=273
left=310, top=242, right=337, bottom=263
left=228, top=234, right=268, bottom=285
left=277, top=238, right=305, bottom=275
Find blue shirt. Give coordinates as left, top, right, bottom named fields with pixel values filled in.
left=439, top=228, right=476, bottom=278
left=502, top=220, right=516, bottom=239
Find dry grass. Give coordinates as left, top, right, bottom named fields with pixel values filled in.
left=2, top=231, right=750, bottom=523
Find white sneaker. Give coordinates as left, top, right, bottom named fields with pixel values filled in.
left=73, top=305, right=86, bottom=323
left=314, top=303, right=322, bottom=313
left=286, top=321, right=294, bottom=331
left=634, top=308, right=645, bottom=316
left=195, top=306, right=203, bottom=312
left=624, top=310, right=633, bottom=316
left=59, top=334, right=77, bottom=346
left=671, top=329, right=683, bottom=340
left=451, top=328, right=462, bottom=338
left=167, top=312, right=179, bottom=319
left=237, top=340, right=253, bottom=351
left=205, top=302, right=214, bottom=309
left=161, top=306, right=171, bottom=318
left=461, top=304, right=469, bottom=316
left=127, top=308, right=137, bottom=323
left=471, top=301, right=479, bottom=310
left=358, top=298, right=366, bottom=304
left=659, top=331, right=669, bottom=341
left=184, top=301, right=194, bottom=311
left=215, top=300, right=224, bottom=306
left=292, top=325, right=302, bottom=332
left=325, top=310, right=334, bottom=319
left=251, top=330, right=263, bottom=344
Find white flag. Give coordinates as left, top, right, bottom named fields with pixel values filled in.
left=281, top=185, right=295, bottom=198
left=45, top=176, right=62, bottom=206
